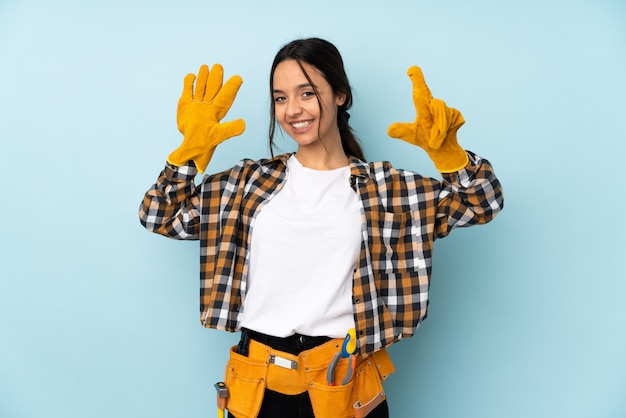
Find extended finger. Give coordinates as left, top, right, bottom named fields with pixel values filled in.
left=407, top=66, right=433, bottom=115
left=205, top=64, right=224, bottom=103
left=194, top=64, right=209, bottom=100
left=213, top=75, right=243, bottom=119
left=181, top=73, right=196, bottom=102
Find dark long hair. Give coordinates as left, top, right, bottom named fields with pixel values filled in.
left=268, top=38, right=365, bottom=161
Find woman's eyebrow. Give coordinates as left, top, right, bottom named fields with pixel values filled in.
left=273, top=83, right=316, bottom=94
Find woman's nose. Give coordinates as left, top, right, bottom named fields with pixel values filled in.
left=286, top=99, right=303, bottom=117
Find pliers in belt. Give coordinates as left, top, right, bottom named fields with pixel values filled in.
left=327, top=328, right=358, bottom=386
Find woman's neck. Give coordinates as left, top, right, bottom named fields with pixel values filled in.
left=295, top=140, right=349, bottom=170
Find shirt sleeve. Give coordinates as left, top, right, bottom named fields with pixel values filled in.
left=435, top=151, right=504, bottom=238
left=138, top=161, right=202, bottom=240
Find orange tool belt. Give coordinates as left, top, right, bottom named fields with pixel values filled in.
left=222, top=338, right=395, bottom=418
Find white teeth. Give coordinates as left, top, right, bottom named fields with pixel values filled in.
left=291, top=121, right=312, bottom=129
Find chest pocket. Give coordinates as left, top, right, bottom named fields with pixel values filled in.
left=370, top=210, right=416, bottom=273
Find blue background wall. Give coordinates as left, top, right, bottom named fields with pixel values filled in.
left=1, top=0, right=625, bottom=417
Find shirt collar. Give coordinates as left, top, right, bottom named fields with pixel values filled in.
left=262, top=153, right=371, bottom=179
left=348, top=156, right=371, bottom=179
left=262, top=153, right=292, bottom=167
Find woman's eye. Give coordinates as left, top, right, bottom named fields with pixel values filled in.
left=273, top=96, right=286, bottom=103
left=302, top=91, right=315, bottom=98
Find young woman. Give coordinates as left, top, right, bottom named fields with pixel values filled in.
left=139, top=38, right=504, bottom=418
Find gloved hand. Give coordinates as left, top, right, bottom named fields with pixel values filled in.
left=387, top=66, right=468, bottom=173
left=167, top=64, right=246, bottom=173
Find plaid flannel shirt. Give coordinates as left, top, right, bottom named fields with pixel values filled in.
left=139, top=151, right=503, bottom=355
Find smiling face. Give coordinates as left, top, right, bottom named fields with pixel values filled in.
left=272, top=59, right=346, bottom=150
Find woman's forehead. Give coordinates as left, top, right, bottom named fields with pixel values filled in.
left=273, top=59, right=325, bottom=87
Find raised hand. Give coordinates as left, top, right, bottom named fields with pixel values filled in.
left=168, top=64, right=246, bottom=173
left=387, top=66, right=468, bottom=173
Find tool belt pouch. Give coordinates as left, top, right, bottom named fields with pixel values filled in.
left=306, top=355, right=355, bottom=418
left=306, top=346, right=395, bottom=418
left=223, top=346, right=267, bottom=418
left=352, top=348, right=395, bottom=418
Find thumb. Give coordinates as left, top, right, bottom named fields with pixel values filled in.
left=213, top=119, right=246, bottom=142
left=387, top=122, right=416, bottom=141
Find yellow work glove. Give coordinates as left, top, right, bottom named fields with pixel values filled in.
left=167, top=64, right=245, bottom=173
left=387, top=66, right=469, bottom=173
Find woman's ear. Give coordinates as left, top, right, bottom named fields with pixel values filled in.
left=336, top=92, right=347, bottom=107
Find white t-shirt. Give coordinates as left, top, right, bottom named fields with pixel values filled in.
left=241, top=155, right=361, bottom=338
